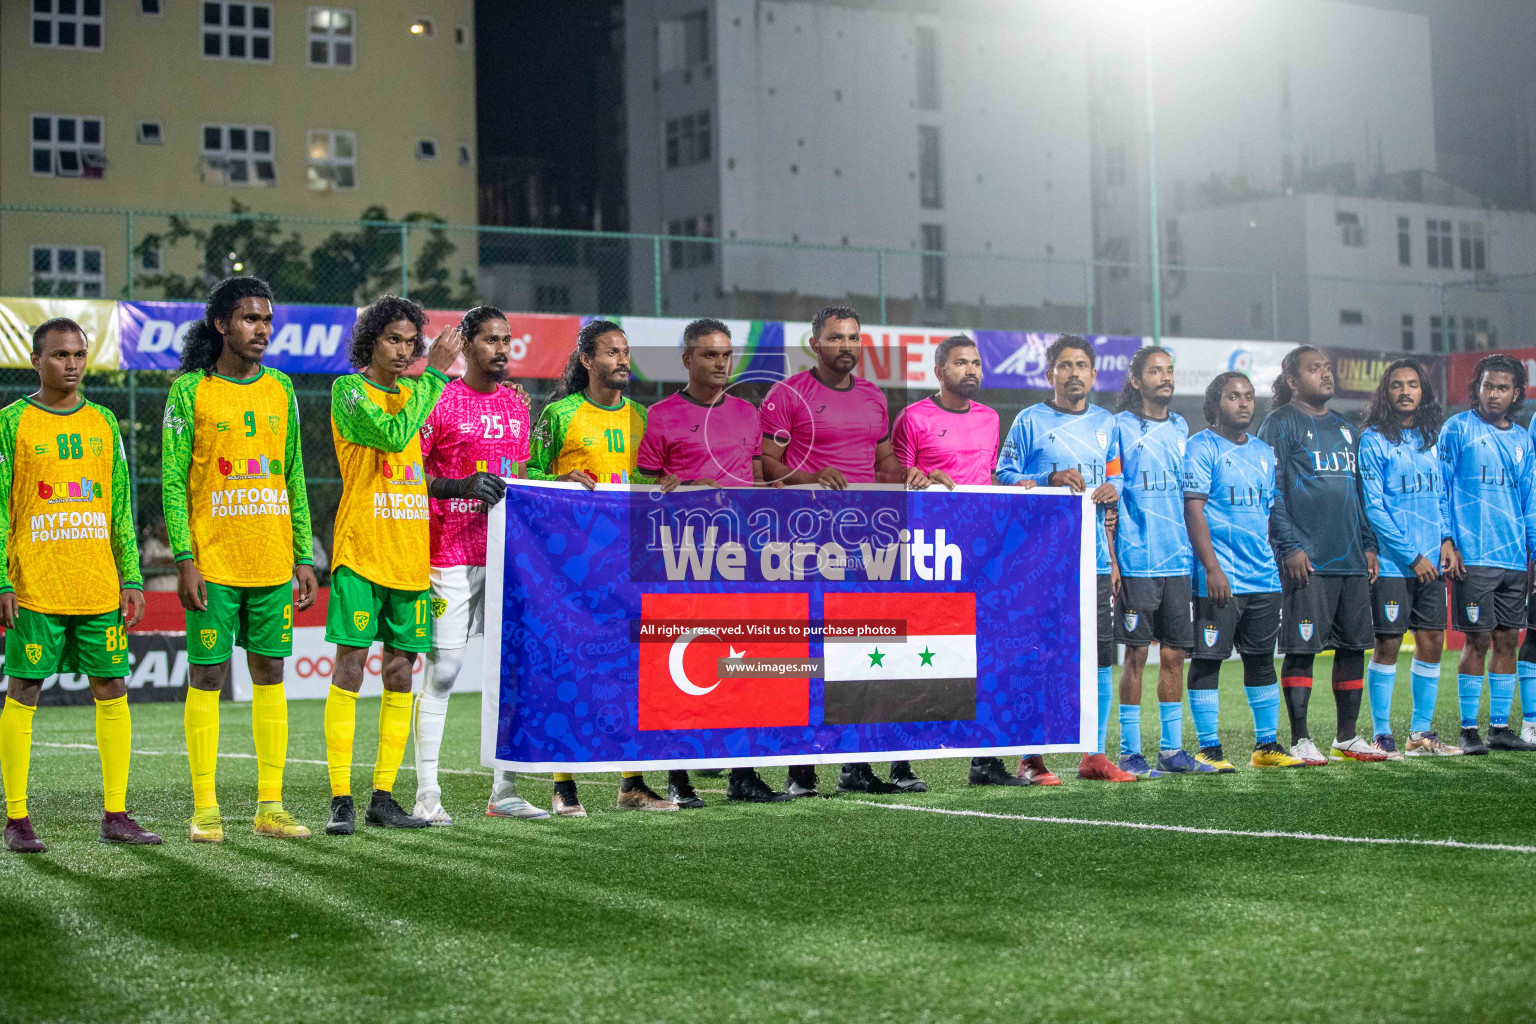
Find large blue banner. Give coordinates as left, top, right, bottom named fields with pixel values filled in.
left=116, top=300, right=357, bottom=373
left=480, top=483, right=1095, bottom=771
left=974, top=331, right=1143, bottom=390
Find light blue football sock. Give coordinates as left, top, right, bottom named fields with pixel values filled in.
left=1366, top=661, right=1397, bottom=738
left=1096, top=667, right=1112, bottom=753
left=1245, top=683, right=1280, bottom=744
left=1488, top=672, right=1517, bottom=728
left=1408, top=660, right=1440, bottom=733
left=1158, top=701, right=1183, bottom=751
left=1189, top=690, right=1220, bottom=747
left=1518, top=661, right=1536, bottom=719
left=1118, top=704, right=1141, bottom=756
left=1457, top=673, right=1484, bottom=729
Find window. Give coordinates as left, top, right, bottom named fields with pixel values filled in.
left=307, top=130, right=356, bottom=190
left=664, top=111, right=712, bottom=169
left=416, top=139, right=438, bottom=160
left=1427, top=219, right=1452, bottom=269
left=918, top=126, right=942, bottom=209
left=137, top=122, right=162, bottom=144
left=454, top=24, right=467, bottom=47
left=1105, top=144, right=1128, bottom=187
left=1336, top=211, right=1364, bottom=247
left=1102, top=236, right=1130, bottom=280
left=202, top=124, right=276, bottom=185
left=667, top=215, right=715, bottom=270
left=32, top=0, right=103, bottom=50
left=203, top=3, right=273, bottom=61
left=1401, top=313, right=1414, bottom=351
left=1397, top=216, right=1411, bottom=266
left=31, top=114, right=105, bottom=177
left=1339, top=309, right=1364, bottom=326
left=1459, top=222, right=1487, bottom=272
left=142, top=0, right=162, bottom=13
left=535, top=284, right=572, bottom=311
left=139, top=237, right=162, bottom=273
left=915, top=26, right=940, bottom=111
left=658, top=11, right=708, bottom=73
left=1429, top=315, right=1443, bottom=353
left=308, top=8, right=354, bottom=66
left=31, top=246, right=104, bottom=298
left=1446, top=316, right=1457, bottom=352
left=1168, top=313, right=1183, bottom=335
left=458, top=145, right=471, bottom=167
left=1468, top=316, right=1491, bottom=350
left=921, top=223, right=945, bottom=309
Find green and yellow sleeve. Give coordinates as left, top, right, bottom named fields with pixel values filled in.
left=103, top=407, right=142, bottom=590
left=0, top=402, right=22, bottom=595
left=526, top=395, right=576, bottom=480
left=275, top=371, right=313, bottom=567
left=160, top=372, right=199, bottom=562
left=628, top=400, right=656, bottom=485
left=331, top=369, right=449, bottom=453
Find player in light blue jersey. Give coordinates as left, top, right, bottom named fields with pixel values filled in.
left=1183, top=372, right=1305, bottom=769
left=1517, top=402, right=1536, bottom=747
left=1110, top=347, right=1213, bottom=776
left=1358, top=360, right=1461, bottom=758
left=1439, top=354, right=1536, bottom=754
left=997, top=334, right=1135, bottom=784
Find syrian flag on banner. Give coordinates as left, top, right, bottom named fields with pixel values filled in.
left=822, top=592, right=977, bottom=724
left=637, top=593, right=811, bottom=731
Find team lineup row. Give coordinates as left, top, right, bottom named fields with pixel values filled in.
left=1, top=277, right=1533, bottom=853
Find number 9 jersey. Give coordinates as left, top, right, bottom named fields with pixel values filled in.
left=527, top=392, right=648, bottom=484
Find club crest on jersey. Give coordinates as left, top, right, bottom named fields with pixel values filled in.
left=1176, top=439, right=1186, bottom=455
left=1341, top=428, right=1352, bottom=443
left=268, top=414, right=280, bottom=435
left=199, top=629, right=217, bottom=650
left=1384, top=601, right=1399, bottom=623
left=1298, top=620, right=1314, bottom=641
left=1123, top=611, right=1139, bottom=631
left=354, top=611, right=370, bottom=631
left=1096, top=430, right=1108, bottom=450
left=431, top=597, right=447, bottom=619
left=88, top=437, right=103, bottom=458
left=1203, top=625, right=1219, bottom=646
left=24, top=644, right=41, bottom=665
left=1466, top=604, right=1480, bottom=624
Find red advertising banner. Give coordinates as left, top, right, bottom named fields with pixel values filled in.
left=406, top=310, right=581, bottom=379
left=1446, top=347, right=1536, bottom=398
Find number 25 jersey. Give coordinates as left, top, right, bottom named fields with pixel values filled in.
left=420, top=378, right=531, bottom=567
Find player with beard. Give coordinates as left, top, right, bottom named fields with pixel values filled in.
left=1258, top=346, right=1384, bottom=766
left=636, top=318, right=792, bottom=806
left=1358, top=360, right=1460, bottom=757
left=1183, top=373, right=1304, bottom=768
left=1438, top=355, right=1536, bottom=754
left=413, top=306, right=549, bottom=824
left=889, top=335, right=1023, bottom=786
left=760, top=305, right=930, bottom=797
left=1112, top=347, right=1216, bottom=775
left=997, top=335, right=1134, bottom=783
left=527, top=320, right=678, bottom=815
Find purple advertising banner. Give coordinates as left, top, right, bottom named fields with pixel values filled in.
left=116, top=301, right=358, bottom=373
left=973, top=332, right=1143, bottom=391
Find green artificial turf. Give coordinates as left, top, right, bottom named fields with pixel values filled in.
left=1, top=653, right=1534, bottom=1024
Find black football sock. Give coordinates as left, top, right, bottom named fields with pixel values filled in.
left=1332, top=649, right=1365, bottom=741
left=1280, top=653, right=1315, bottom=741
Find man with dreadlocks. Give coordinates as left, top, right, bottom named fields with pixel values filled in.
left=1358, top=359, right=1460, bottom=758
left=1258, top=346, right=1384, bottom=766
left=1111, top=346, right=1216, bottom=775
left=323, top=296, right=503, bottom=836
left=1438, top=354, right=1536, bottom=755
left=161, top=276, right=318, bottom=842
left=525, top=319, right=678, bottom=815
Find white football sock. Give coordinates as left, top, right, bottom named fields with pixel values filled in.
left=414, top=646, right=464, bottom=802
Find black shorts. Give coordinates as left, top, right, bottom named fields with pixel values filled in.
left=1371, top=576, right=1448, bottom=634
left=1279, top=574, right=1372, bottom=654
left=1452, top=566, right=1526, bottom=633
left=1192, top=591, right=1281, bottom=661
left=1115, top=575, right=1193, bottom=650
left=1097, top=574, right=1114, bottom=669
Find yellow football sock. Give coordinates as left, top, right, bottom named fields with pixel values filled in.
left=95, top=695, right=131, bottom=814
left=251, top=682, right=288, bottom=804
left=620, top=771, right=642, bottom=779
left=1, top=699, right=37, bottom=819
left=324, top=685, right=357, bottom=797
left=552, top=772, right=573, bottom=782
left=372, top=689, right=413, bottom=794
left=184, top=686, right=221, bottom=810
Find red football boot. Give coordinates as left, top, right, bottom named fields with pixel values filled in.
left=1077, top=753, right=1138, bottom=782
left=1017, top=755, right=1062, bottom=786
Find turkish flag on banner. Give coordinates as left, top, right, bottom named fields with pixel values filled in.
left=638, top=593, right=811, bottom=731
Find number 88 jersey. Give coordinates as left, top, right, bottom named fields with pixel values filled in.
left=420, top=377, right=532, bottom=568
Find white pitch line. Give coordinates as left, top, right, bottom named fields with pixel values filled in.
left=851, top=801, right=1536, bottom=855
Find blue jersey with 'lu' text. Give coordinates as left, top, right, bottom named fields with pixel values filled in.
left=1182, top=429, right=1283, bottom=596
left=1257, top=404, right=1376, bottom=576
left=1113, top=409, right=1192, bottom=577
left=997, top=402, right=1122, bottom=575
left=1357, top=425, right=1442, bottom=578
left=1439, top=410, right=1536, bottom=570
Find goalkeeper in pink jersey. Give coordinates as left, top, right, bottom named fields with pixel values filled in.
left=890, top=335, right=1031, bottom=787
left=636, top=319, right=793, bottom=806
left=413, top=306, right=548, bottom=824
